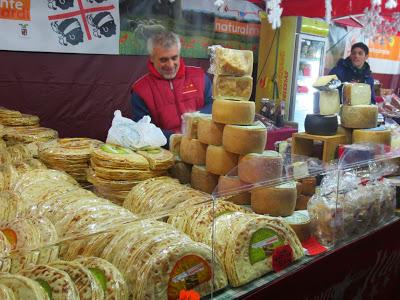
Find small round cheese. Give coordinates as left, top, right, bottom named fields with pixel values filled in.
left=212, top=99, right=255, bottom=125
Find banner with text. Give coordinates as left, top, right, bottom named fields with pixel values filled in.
left=119, top=0, right=261, bottom=59
left=0, top=0, right=119, bottom=54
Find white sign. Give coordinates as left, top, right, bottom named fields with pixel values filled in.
left=0, top=0, right=119, bottom=54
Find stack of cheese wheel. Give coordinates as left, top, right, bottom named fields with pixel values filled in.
left=88, top=143, right=174, bottom=205
left=39, top=138, right=102, bottom=183
left=168, top=204, right=303, bottom=287
left=123, top=176, right=209, bottom=216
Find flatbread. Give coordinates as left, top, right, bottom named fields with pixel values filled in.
left=50, top=260, right=104, bottom=300
left=136, top=148, right=175, bottom=170
left=75, top=256, right=129, bottom=300
left=0, top=114, right=39, bottom=126
left=20, top=265, right=79, bottom=300
left=0, top=283, right=16, bottom=300
left=0, top=274, right=49, bottom=300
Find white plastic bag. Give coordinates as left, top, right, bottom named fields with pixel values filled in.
left=106, top=110, right=167, bottom=149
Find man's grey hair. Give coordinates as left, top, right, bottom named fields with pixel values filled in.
left=147, top=30, right=181, bottom=55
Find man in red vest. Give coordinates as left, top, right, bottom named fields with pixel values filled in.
left=131, top=30, right=212, bottom=141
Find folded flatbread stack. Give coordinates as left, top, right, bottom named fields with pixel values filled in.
left=75, top=256, right=129, bottom=300
left=123, top=176, right=207, bottom=215
left=39, top=138, right=102, bottom=182
left=0, top=107, right=22, bottom=118
left=50, top=260, right=104, bottom=300
left=6, top=144, right=33, bottom=162
left=0, top=273, right=50, bottom=299
left=0, top=191, right=22, bottom=222
left=0, top=113, right=39, bottom=127
left=20, top=265, right=80, bottom=300
left=90, top=144, right=174, bottom=203
left=212, top=212, right=304, bottom=287
left=4, top=127, right=58, bottom=145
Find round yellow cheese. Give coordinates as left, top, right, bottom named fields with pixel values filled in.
left=206, top=145, right=238, bottom=176
left=217, top=175, right=250, bottom=205
left=212, top=99, right=255, bottom=125
left=352, top=128, right=391, bottom=146
left=180, top=136, right=207, bottom=165
left=222, top=122, right=267, bottom=155
left=250, top=181, right=297, bottom=216
left=191, top=165, right=219, bottom=194
left=238, top=150, right=283, bottom=184
left=197, top=116, right=224, bottom=146
left=283, top=210, right=311, bottom=242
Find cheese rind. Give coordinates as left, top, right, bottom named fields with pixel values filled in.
left=213, top=75, right=253, bottom=101
left=206, top=145, right=238, bottom=176
left=222, top=122, right=267, bottom=155
left=238, top=150, right=283, bottom=184
left=197, top=116, right=224, bottom=146
left=212, top=100, right=255, bottom=125
left=342, top=83, right=371, bottom=106
left=283, top=210, right=311, bottom=241
left=217, top=175, right=250, bottom=205
left=340, top=105, right=378, bottom=129
left=169, top=134, right=183, bottom=156
left=191, top=165, right=219, bottom=194
left=180, top=136, right=207, bottom=165
left=352, top=128, right=391, bottom=146
left=250, top=181, right=297, bottom=216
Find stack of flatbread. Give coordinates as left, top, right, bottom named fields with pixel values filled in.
left=213, top=212, right=304, bottom=287
left=89, top=144, right=174, bottom=205
left=0, top=215, right=59, bottom=273
left=0, top=255, right=129, bottom=300
left=0, top=107, right=39, bottom=127
left=62, top=219, right=227, bottom=299
left=123, top=176, right=208, bottom=216
left=3, top=126, right=58, bottom=146
left=0, top=159, right=46, bottom=191
left=39, top=138, right=102, bottom=183
left=168, top=201, right=304, bottom=287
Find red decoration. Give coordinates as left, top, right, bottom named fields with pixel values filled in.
left=179, top=290, right=200, bottom=300
left=272, top=244, right=294, bottom=272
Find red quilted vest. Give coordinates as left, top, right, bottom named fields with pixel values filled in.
left=132, top=59, right=205, bottom=133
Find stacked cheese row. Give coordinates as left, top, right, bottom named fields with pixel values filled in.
left=340, top=83, right=391, bottom=148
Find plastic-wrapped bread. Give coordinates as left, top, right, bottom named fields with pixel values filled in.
left=214, top=47, right=253, bottom=76
left=213, top=75, right=253, bottom=101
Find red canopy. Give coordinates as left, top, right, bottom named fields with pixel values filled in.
left=281, top=0, right=400, bottom=18
left=247, top=0, right=400, bottom=18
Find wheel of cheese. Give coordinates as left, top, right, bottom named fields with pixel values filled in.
left=352, top=127, right=391, bottom=146
left=212, top=99, right=255, bottom=125
left=217, top=175, right=250, bottom=205
left=295, top=194, right=311, bottom=210
left=206, top=145, right=238, bottom=175
left=180, top=136, right=207, bottom=165
left=304, top=114, right=338, bottom=136
left=191, top=165, right=219, bottom=194
left=250, top=181, right=297, bottom=216
left=283, top=210, right=311, bottom=241
left=340, top=105, right=378, bottom=129
left=169, top=134, right=183, bottom=156
left=336, top=125, right=353, bottom=144
left=197, top=116, right=224, bottom=146
left=238, top=150, right=283, bottom=184
left=342, top=83, right=371, bottom=106
left=299, top=177, right=316, bottom=196
left=222, top=122, right=267, bottom=155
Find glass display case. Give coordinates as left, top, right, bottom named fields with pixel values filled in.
left=0, top=142, right=398, bottom=299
